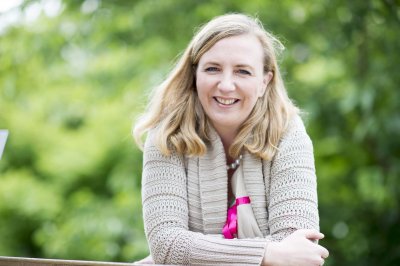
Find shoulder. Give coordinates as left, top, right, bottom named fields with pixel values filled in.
left=285, top=114, right=308, bottom=135
left=143, top=128, right=185, bottom=166
left=143, top=128, right=157, bottom=149
left=273, top=114, right=314, bottom=162
left=143, top=128, right=158, bottom=157
left=280, top=114, right=312, bottom=145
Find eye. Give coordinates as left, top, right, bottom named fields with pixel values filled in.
left=205, top=66, right=219, bottom=72
left=237, top=69, right=252, bottom=75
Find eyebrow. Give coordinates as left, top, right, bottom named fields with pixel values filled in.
left=235, top=64, right=254, bottom=70
left=201, top=61, right=220, bottom=66
left=202, top=61, right=255, bottom=70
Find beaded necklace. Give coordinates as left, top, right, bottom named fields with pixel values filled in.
left=226, top=155, right=243, bottom=170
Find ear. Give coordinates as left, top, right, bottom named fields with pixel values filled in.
left=259, top=71, right=273, bottom=97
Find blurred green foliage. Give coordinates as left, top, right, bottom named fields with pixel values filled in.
left=0, top=0, right=399, bottom=265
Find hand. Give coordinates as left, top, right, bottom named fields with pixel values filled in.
left=263, top=229, right=329, bottom=266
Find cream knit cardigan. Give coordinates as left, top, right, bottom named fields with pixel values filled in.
left=141, top=115, right=319, bottom=265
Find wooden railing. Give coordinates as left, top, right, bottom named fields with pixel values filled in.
left=0, top=256, right=138, bottom=266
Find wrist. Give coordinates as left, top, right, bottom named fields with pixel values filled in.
left=263, top=242, right=281, bottom=266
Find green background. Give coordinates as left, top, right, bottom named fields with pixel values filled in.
left=0, top=0, right=399, bottom=265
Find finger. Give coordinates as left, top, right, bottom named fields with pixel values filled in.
left=315, top=244, right=329, bottom=258
left=296, top=229, right=324, bottom=240
left=320, top=246, right=329, bottom=259
left=312, top=256, right=324, bottom=266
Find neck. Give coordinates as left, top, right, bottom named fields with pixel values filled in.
left=213, top=126, right=238, bottom=161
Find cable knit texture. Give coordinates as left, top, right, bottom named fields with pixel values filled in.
left=141, top=115, right=319, bottom=265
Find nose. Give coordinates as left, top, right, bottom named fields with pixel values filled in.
left=217, top=72, right=235, bottom=92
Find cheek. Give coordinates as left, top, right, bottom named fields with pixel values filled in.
left=254, top=80, right=266, bottom=97
left=244, top=81, right=264, bottom=100
left=195, top=73, right=203, bottom=90
left=196, top=74, right=211, bottom=95
left=195, top=77, right=208, bottom=105
left=257, top=86, right=266, bottom=97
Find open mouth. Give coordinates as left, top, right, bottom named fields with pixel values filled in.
left=214, top=97, right=239, bottom=106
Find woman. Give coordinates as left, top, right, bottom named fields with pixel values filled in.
left=134, top=13, right=329, bottom=266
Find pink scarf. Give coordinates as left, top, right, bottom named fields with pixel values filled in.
left=222, top=196, right=251, bottom=239
left=222, top=164, right=263, bottom=239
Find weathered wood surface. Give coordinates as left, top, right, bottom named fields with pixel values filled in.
left=0, top=256, right=141, bottom=266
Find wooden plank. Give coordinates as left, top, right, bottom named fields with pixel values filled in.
left=0, top=256, right=137, bottom=266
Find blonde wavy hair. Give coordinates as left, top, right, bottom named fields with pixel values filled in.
left=134, top=13, right=298, bottom=160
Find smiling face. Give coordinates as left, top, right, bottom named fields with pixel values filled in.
left=196, top=34, right=272, bottom=137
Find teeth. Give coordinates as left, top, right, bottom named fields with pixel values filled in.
left=216, top=97, right=236, bottom=105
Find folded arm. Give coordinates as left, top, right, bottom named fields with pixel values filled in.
left=266, top=116, right=319, bottom=242
left=142, top=133, right=268, bottom=265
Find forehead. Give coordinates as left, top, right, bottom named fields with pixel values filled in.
left=199, top=34, right=264, bottom=65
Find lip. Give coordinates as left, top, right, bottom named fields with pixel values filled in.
left=213, top=96, right=240, bottom=106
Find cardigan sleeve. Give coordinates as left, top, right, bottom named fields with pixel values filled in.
left=141, top=131, right=268, bottom=265
left=267, top=115, right=320, bottom=241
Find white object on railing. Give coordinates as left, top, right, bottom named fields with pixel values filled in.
left=0, top=129, right=8, bottom=160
